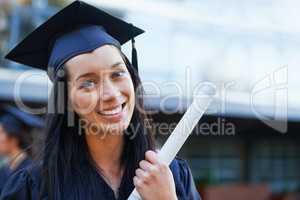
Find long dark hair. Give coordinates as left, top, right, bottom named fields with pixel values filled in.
left=42, top=53, right=154, bottom=199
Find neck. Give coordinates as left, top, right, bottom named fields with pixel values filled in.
left=85, top=130, right=125, bottom=172
left=8, top=148, right=26, bottom=170
left=8, top=147, right=23, bottom=160
left=85, top=131, right=125, bottom=198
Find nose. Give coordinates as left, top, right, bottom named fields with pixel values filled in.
left=98, top=79, right=121, bottom=102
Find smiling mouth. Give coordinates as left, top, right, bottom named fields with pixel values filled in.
left=97, top=103, right=126, bottom=116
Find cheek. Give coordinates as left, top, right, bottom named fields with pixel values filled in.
left=120, top=77, right=135, bottom=102
left=69, top=89, right=99, bottom=115
left=128, top=85, right=135, bottom=110
left=122, top=77, right=135, bottom=114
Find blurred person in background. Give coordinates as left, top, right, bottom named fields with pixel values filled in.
left=0, top=105, right=44, bottom=194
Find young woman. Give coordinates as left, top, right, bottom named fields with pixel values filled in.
left=1, top=1, right=201, bottom=200
left=0, top=106, right=44, bottom=194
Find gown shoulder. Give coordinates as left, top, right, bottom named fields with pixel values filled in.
left=0, top=167, right=10, bottom=194
left=0, top=164, right=42, bottom=200
left=170, top=158, right=202, bottom=200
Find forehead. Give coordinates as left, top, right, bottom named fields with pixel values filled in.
left=65, top=45, right=124, bottom=78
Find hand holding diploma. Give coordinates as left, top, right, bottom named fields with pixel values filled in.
left=133, top=150, right=178, bottom=200
left=128, top=90, right=214, bottom=200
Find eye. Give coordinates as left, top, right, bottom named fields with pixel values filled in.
left=79, top=80, right=96, bottom=89
left=111, top=70, right=126, bottom=79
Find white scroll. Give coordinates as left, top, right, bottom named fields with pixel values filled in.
left=127, top=93, right=213, bottom=200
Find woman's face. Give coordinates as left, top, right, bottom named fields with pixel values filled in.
left=66, top=45, right=135, bottom=135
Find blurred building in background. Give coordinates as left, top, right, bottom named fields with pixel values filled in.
left=0, top=0, right=299, bottom=200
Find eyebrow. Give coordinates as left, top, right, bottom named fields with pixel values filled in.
left=75, top=61, right=125, bottom=81
left=111, top=61, right=125, bottom=68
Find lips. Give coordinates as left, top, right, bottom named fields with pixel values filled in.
left=97, top=103, right=126, bottom=116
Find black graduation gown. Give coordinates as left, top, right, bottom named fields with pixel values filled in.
left=0, top=158, right=201, bottom=200
left=0, top=158, right=32, bottom=194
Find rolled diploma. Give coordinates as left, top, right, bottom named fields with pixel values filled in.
left=127, top=95, right=212, bottom=200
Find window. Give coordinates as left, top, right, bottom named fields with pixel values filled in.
left=250, top=140, right=300, bottom=193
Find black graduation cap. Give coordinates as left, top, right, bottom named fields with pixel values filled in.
left=0, top=105, right=44, bottom=136
left=5, top=0, right=144, bottom=81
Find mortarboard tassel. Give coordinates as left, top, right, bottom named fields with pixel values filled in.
left=131, top=37, right=138, bottom=71
left=130, top=23, right=138, bottom=71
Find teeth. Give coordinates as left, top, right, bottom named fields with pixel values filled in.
left=99, top=105, right=122, bottom=115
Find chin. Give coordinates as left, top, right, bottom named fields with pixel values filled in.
left=86, top=118, right=131, bottom=137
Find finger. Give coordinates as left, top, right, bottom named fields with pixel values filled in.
left=145, top=150, right=159, bottom=164
left=133, top=176, right=144, bottom=189
left=135, top=169, right=150, bottom=183
left=135, top=168, right=143, bottom=177
left=139, top=160, right=153, bottom=171
left=135, top=168, right=149, bottom=179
